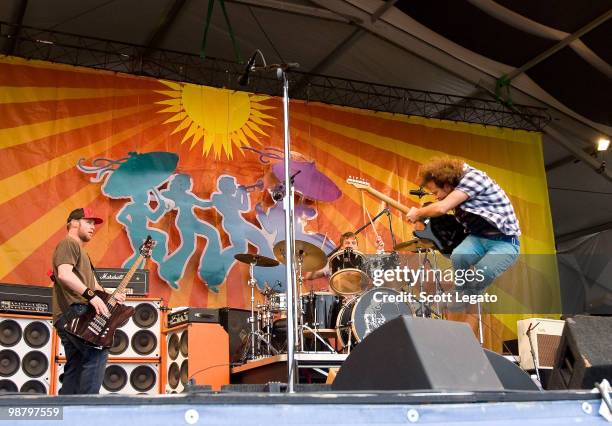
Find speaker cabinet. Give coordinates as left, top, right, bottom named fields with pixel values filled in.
left=55, top=361, right=160, bottom=395
left=548, top=315, right=612, bottom=390
left=164, top=323, right=229, bottom=393
left=0, top=314, right=54, bottom=394
left=56, top=299, right=161, bottom=359
left=332, top=316, right=504, bottom=391
left=517, top=318, right=565, bottom=370
left=53, top=298, right=162, bottom=395
left=219, top=308, right=251, bottom=365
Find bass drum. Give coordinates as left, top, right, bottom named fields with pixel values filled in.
left=336, top=288, right=414, bottom=350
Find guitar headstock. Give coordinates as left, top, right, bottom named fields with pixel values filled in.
left=139, top=236, right=155, bottom=258
left=346, top=176, right=371, bottom=190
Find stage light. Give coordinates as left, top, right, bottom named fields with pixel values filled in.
left=597, top=138, right=610, bottom=152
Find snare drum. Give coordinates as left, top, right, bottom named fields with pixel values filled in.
left=336, top=288, right=414, bottom=350
left=329, top=249, right=371, bottom=296
left=301, top=292, right=341, bottom=330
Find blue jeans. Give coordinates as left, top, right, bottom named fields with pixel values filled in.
left=54, top=304, right=109, bottom=394
left=450, top=234, right=520, bottom=296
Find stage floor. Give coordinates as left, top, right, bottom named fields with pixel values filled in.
left=0, top=389, right=608, bottom=425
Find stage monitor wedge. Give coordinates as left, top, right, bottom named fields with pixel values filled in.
left=548, top=315, right=612, bottom=390
left=332, top=316, right=504, bottom=392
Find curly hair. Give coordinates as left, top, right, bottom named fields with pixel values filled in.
left=418, top=157, right=465, bottom=188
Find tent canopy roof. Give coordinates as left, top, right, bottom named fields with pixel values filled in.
left=1, top=0, right=610, bottom=242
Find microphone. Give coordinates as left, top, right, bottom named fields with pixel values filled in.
left=409, top=187, right=432, bottom=198
left=271, top=183, right=285, bottom=202
left=238, top=51, right=258, bottom=86
left=252, top=62, right=300, bottom=71
left=270, top=170, right=302, bottom=202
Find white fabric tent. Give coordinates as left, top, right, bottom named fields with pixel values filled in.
left=1, top=0, right=610, bottom=244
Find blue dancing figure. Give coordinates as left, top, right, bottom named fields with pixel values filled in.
left=212, top=175, right=283, bottom=289
left=116, top=190, right=174, bottom=286
left=161, top=173, right=230, bottom=291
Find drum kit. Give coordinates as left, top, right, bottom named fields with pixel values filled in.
left=234, top=235, right=441, bottom=361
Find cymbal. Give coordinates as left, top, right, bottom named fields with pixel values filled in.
left=233, top=253, right=280, bottom=267
left=273, top=240, right=327, bottom=272
left=394, top=238, right=436, bottom=252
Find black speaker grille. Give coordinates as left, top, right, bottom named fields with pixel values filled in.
left=168, top=334, right=179, bottom=360
left=0, top=350, right=19, bottom=376
left=22, top=351, right=48, bottom=378
left=131, top=330, right=157, bottom=356
left=0, top=320, right=21, bottom=347
left=103, top=365, right=127, bottom=392
left=109, top=330, right=129, bottom=355
left=23, top=322, right=50, bottom=348
left=20, top=380, right=46, bottom=394
left=179, top=330, right=188, bottom=357
left=180, top=360, right=188, bottom=386
left=133, top=304, right=158, bottom=329
left=168, top=362, right=179, bottom=389
left=130, top=365, right=156, bottom=392
left=0, top=379, right=17, bottom=392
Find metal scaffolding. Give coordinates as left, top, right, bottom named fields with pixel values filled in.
left=0, top=21, right=550, bottom=131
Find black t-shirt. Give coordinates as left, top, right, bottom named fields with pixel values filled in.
left=455, top=207, right=502, bottom=236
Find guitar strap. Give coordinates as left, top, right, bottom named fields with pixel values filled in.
left=87, top=254, right=101, bottom=288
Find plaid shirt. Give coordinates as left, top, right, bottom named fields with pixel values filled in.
left=454, top=164, right=521, bottom=236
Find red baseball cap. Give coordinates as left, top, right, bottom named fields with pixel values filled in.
left=66, top=207, right=103, bottom=225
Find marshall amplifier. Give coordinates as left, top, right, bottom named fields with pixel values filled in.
left=94, top=268, right=149, bottom=296
left=0, top=283, right=52, bottom=316
left=167, top=308, right=221, bottom=328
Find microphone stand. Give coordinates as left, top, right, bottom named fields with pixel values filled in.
left=384, top=208, right=397, bottom=250
left=279, top=67, right=298, bottom=393
left=526, top=322, right=542, bottom=384
left=246, top=55, right=300, bottom=393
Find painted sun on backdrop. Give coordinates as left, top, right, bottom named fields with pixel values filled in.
left=156, top=81, right=276, bottom=159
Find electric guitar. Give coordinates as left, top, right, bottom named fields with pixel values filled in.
left=346, top=177, right=466, bottom=254
left=64, top=236, right=154, bottom=348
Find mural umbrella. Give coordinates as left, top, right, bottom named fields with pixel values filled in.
left=271, top=160, right=341, bottom=202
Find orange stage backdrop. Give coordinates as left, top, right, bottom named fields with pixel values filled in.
left=0, top=56, right=558, bottom=349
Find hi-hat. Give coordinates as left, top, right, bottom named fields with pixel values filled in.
left=394, top=238, right=435, bottom=252
left=234, top=253, right=280, bottom=267
left=273, top=240, right=327, bottom=272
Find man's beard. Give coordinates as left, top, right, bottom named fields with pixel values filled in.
left=78, top=229, right=92, bottom=242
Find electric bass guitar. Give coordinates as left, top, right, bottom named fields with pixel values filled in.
left=64, top=236, right=154, bottom=348
left=346, top=177, right=466, bottom=254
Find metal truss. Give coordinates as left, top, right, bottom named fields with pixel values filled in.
left=0, top=21, right=550, bottom=131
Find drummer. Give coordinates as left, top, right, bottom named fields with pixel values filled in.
left=304, top=232, right=359, bottom=281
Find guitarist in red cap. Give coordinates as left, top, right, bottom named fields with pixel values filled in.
left=52, top=207, right=126, bottom=394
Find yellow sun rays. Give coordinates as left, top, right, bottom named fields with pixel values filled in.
left=155, top=81, right=276, bottom=159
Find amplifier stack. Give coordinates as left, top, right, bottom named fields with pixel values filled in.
left=0, top=283, right=255, bottom=394
left=163, top=307, right=237, bottom=392
left=54, top=298, right=163, bottom=395
left=0, top=283, right=55, bottom=394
